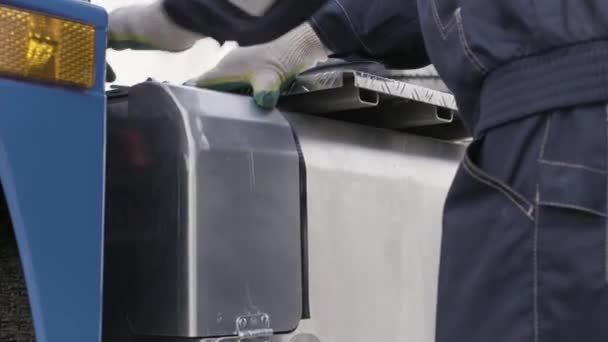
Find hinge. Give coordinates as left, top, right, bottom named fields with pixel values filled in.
left=236, top=313, right=273, bottom=341
left=209, top=313, right=274, bottom=342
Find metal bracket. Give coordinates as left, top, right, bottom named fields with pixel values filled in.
left=208, top=313, right=274, bottom=342
left=277, top=70, right=463, bottom=136
left=282, top=70, right=458, bottom=112
left=236, top=313, right=273, bottom=341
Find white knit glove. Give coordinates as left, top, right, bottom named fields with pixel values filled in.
left=189, top=23, right=331, bottom=109
left=108, top=0, right=204, bottom=52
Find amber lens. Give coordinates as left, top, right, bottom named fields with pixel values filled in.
left=0, top=5, right=96, bottom=88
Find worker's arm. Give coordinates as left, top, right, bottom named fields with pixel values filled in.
left=163, top=0, right=327, bottom=46
left=310, top=0, right=429, bottom=69
left=107, top=0, right=327, bottom=51
left=192, top=0, right=430, bottom=109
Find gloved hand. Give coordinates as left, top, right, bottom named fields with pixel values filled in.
left=189, top=23, right=331, bottom=109
left=108, top=0, right=204, bottom=52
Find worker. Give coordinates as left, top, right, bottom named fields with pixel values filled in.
left=107, top=0, right=331, bottom=107
left=107, top=0, right=327, bottom=48
left=108, top=0, right=608, bottom=341
left=107, top=0, right=427, bottom=108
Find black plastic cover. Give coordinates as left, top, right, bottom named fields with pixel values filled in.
left=104, top=82, right=303, bottom=339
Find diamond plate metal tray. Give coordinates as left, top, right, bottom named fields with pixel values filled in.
left=279, top=68, right=470, bottom=140
left=283, top=69, right=457, bottom=111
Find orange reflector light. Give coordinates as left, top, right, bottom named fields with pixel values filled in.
left=0, top=5, right=96, bottom=88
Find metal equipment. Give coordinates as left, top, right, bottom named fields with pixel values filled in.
left=102, top=63, right=466, bottom=341
left=0, top=2, right=468, bottom=337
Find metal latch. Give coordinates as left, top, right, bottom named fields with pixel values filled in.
left=211, top=313, right=274, bottom=342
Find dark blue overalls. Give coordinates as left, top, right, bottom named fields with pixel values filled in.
left=165, top=0, right=608, bottom=340
left=312, top=0, right=608, bottom=342
left=310, top=1, right=608, bottom=341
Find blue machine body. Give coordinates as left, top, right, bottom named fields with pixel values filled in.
left=0, top=0, right=108, bottom=341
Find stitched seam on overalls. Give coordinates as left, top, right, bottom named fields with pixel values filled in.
left=538, top=115, right=606, bottom=173
left=430, top=0, right=457, bottom=39
left=463, top=159, right=534, bottom=220
left=533, top=188, right=540, bottom=342
left=538, top=110, right=608, bottom=217
left=538, top=159, right=606, bottom=175
left=539, top=115, right=552, bottom=159
left=463, top=153, right=533, bottom=207
left=537, top=201, right=608, bottom=217
left=605, top=104, right=608, bottom=284
left=332, top=0, right=374, bottom=55
left=455, top=8, right=487, bottom=74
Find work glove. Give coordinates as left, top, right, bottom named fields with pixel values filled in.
left=108, top=0, right=204, bottom=52
left=189, top=23, right=331, bottom=109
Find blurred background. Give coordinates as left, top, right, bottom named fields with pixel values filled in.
left=96, top=0, right=236, bottom=86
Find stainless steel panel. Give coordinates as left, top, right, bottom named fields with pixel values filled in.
left=105, top=81, right=466, bottom=342
left=275, top=113, right=465, bottom=342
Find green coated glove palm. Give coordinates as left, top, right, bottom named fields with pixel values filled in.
left=189, top=23, right=330, bottom=109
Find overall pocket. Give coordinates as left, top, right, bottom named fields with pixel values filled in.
left=534, top=104, right=608, bottom=342
left=436, top=138, right=536, bottom=342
